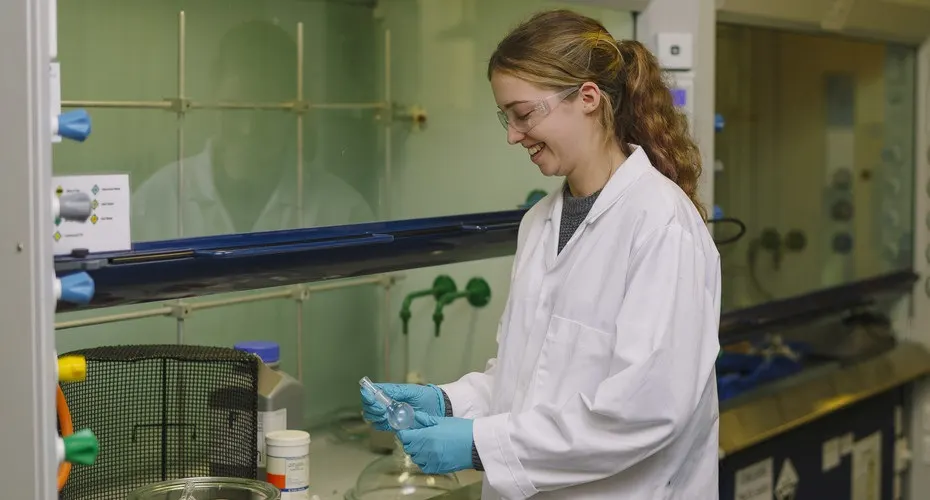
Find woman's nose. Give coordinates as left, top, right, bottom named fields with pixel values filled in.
left=506, top=125, right=525, bottom=145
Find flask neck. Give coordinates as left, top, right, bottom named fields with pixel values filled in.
left=374, top=391, right=393, bottom=407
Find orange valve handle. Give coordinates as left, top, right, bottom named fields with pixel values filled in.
left=57, top=384, right=73, bottom=491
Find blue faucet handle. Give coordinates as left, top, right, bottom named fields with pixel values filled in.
left=56, top=110, right=92, bottom=142
left=57, top=272, right=95, bottom=305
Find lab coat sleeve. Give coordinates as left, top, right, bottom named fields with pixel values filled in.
left=472, top=224, right=721, bottom=499
left=437, top=206, right=541, bottom=419
left=439, top=354, right=499, bottom=419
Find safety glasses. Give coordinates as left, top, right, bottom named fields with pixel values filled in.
left=496, top=86, right=579, bottom=133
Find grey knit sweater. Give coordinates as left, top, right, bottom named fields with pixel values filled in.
left=558, top=184, right=602, bottom=254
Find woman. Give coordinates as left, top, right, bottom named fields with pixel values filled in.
left=362, top=9, right=720, bottom=499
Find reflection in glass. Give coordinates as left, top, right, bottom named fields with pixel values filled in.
left=52, top=109, right=179, bottom=242
left=58, top=1, right=633, bottom=238
left=131, top=17, right=375, bottom=240
left=715, top=25, right=916, bottom=310
left=51, top=0, right=635, bottom=436
left=380, top=0, right=635, bottom=220
left=58, top=0, right=179, bottom=102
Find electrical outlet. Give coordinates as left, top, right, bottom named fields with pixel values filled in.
left=655, top=33, right=693, bottom=70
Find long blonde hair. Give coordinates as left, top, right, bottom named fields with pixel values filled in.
left=488, top=9, right=706, bottom=219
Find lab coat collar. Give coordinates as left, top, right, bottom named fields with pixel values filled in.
left=545, top=144, right=650, bottom=224
left=186, top=139, right=299, bottom=209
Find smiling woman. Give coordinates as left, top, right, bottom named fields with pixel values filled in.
left=487, top=9, right=704, bottom=218
left=363, top=8, right=722, bottom=500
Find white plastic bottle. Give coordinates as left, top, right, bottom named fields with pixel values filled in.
left=266, top=430, right=311, bottom=500
left=234, top=340, right=305, bottom=479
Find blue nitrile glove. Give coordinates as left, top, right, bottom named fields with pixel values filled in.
left=397, top=412, right=475, bottom=474
left=360, top=383, right=445, bottom=431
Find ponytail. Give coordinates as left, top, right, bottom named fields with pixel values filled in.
left=613, top=40, right=706, bottom=220
left=486, top=10, right=706, bottom=219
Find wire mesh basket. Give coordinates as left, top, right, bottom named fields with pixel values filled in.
left=58, top=344, right=259, bottom=500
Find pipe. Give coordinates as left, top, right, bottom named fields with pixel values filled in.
left=55, top=274, right=403, bottom=330
left=55, top=306, right=175, bottom=330
left=399, top=275, right=456, bottom=335
left=60, top=100, right=173, bottom=109
left=432, top=277, right=491, bottom=337
left=297, top=298, right=305, bottom=384
left=176, top=10, right=187, bottom=238
left=294, top=16, right=308, bottom=382
left=293, top=28, right=307, bottom=386
left=61, top=100, right=387, bottom=112
left=296, top=21, right=305, bottom=229
left=190, top=288, right=293, bottom=312
left=383, top=29, right=393, bottom=220
left=176, top=315, right=184, bottom=344
left=399, top=290, right=432, bottom=334
left=382, top=29, right=397, bottom=379
left=382, top=283, right=392, bottom=381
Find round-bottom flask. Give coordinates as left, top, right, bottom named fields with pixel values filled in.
left=345, top=439, right=460, bottom=500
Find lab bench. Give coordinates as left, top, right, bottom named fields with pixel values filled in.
left=309, top=427, right=483, bottom=499
left=433, top=482, right=483, bottom=500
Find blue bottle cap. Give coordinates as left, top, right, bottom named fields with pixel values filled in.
left=234, top=341, right=280, bottom=364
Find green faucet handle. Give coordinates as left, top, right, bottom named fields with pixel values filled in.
left=400, top=308, right=412, bottom=335
left=432, top=275, right=457, bottom=299
left=433, top=309, right=445, bottom=337
left=62, top=428, right=99, bottom=466
left=465, top=278, right=491, bottom=308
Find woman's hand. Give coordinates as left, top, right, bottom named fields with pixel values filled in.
left=397, top=412, right=475, bottom=474
left=360, top=383, right=445, bottom=431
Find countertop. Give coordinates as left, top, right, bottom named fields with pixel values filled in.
left=307, top=426, right=482, bottom=499
left=432, top=482, right=483, bottom=499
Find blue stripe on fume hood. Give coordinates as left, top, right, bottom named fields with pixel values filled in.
left=54, top=209, right=526, bottom=311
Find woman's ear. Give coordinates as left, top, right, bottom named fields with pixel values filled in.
left=578, top=82, right=602, bottom=115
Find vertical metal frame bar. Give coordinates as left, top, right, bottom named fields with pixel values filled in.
left=295, top=21, right=307, bottom=382
left=905, top=37, right=930, bottom=498
left=0, top=0, right=58, bottom=497
left=383, top=28, right=393, bottom=222
left=297, top=22, right=306, bottom=228
left=382, top=28, right=398, bottom=380
left=176, top=10, right=187, bottom=239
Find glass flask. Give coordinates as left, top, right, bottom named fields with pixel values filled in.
left=126, top=476, right=281, bottom=500
left=359, top=376, right=415, bottom=431
left=344, top=439, right=460, bottom=500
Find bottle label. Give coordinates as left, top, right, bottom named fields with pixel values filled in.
left=267, top=453, right=310, bottom=500
left=257, top=408, right=288, bottom=467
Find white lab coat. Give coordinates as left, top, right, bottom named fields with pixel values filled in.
left=441, top=146, right=721, bottom=500
left=132, top=141, right=373, bottom=241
